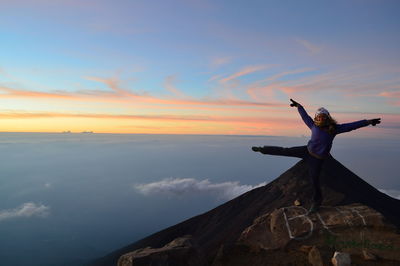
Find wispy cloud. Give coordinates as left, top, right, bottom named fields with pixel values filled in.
left=0, top=75, right=147, bottom=103
left=0, top=86, right=77, bottom=99
left=263, top=67, right=315, bottom=82
left=134, top=177, right=267, bottom=200
left=246, top=67, right=314, bottom=100
left=0, top=111, right=211, bottom=121
left=2, top=67, right=398, bottom=136
left=243, top=64, right=400, bottom=103
left=211, top=56, right=232, bottom=67
left=208, top=74, right=223, bottom=82
left=83, top=76, right=144, bottom=98
left=0, top=110, right=297, bottom=124
left=0, top=202, right=50, bottom=222
left=163, top=75, right=186, bottom=98
left=220, top=65, right=267, bottom=84
left=379, top=90, right=400, bottom=106
left=296, top=39, right=322, bottom=54
left=0, top=78, right=284, bottom=109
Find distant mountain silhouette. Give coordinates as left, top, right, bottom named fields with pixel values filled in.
left=90, top=156, right=400, bottom=266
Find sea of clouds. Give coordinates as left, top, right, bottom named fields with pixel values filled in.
left=134, top=177, right=267, bottom=200
left=0, top=133, right=399, bottom=266
left=0, top=202, right=49, bottom=222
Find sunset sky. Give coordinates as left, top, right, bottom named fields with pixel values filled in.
left=1, top=0, right=399, bottom=137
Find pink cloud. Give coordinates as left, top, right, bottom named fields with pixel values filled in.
left=0, top=86, right=77, bottom=100
left=246, top=68, right=314, bottom=100
left=2, top=107, right=397, bottom=137
left=380, top=91, right=400, bottom=98
left=219, top=65, right=267, bottom=84
left=242, top=65, right=400, bottom=105
left=208, top=74, right=223, bottom=82
left=379, top=90, right=400, bottom=106
left=211, top=56, right=232, bottom=67
left=0, top=109, right=299, bottom=123
left=163, top=75, right=186, bottom=98
left=84, top=76, right=140, bottom=97
left=0, top=78, right=286, bottom=109
left=263, top=67, right=314, bottom=82
left=296, top=39, right=322, bottom=54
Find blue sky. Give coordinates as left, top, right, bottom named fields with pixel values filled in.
left=1, top=0, right=399, bottom=135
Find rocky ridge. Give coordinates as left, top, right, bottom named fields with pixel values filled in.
left=91, top=157, right=400, bottom=266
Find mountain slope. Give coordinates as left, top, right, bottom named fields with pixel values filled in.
left=90, top=157, right=400, bottom=266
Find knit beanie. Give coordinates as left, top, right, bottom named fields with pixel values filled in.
left=315, top=107, right=330, bottom=117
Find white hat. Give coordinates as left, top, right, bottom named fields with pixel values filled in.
left=315, top=107, right=330, bottom=117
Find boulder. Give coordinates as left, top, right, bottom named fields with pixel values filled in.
left=117, top=235, right=205, bottom=266
left=239, top=203, right=400, bottom=263
left=331, top=251, right=351, bottom=266
left=362, top=249, right=378, bottom=261
left=308, top=246, right=324, bottom=266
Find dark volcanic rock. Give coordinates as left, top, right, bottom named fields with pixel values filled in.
left=90, top=157, right=400, bottom=266
left=117, top=235, right=205, bottom=266
left=238, top=203, right=400, bottom=264
left=239, top=204, right=398, bottom=251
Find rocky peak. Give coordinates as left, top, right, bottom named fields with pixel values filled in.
left=91, top=157, right=400, bottom=266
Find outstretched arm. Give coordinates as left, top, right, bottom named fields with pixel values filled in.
left=290, top=99, right=313, bottom=129
left=336, top=118, right=381, bottom=134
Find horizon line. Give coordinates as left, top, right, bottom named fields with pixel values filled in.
left=0, top=131, right=398, bottom=140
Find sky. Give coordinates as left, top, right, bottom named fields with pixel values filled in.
left=1, top=0, right=400, bottom=136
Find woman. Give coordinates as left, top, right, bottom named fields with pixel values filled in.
left=252, top=99, right=381, bottom=213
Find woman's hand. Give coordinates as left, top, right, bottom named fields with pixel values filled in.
left=369, top=118, right=381, bottom=126
left=290, top=99, right=301, bottom=107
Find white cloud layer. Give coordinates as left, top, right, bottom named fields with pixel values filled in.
left=134, top=178, right=267, bottom=200
left=378, top=189, right=400, bottom=200
left=0, top=202, right=50, bottom=222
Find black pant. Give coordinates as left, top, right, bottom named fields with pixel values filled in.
left=259, top=145, right=323, bottom=205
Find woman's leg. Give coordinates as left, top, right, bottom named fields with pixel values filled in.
left=258, top=145, right=308, bottom=158
left=307, top=155, right=324, bottom=206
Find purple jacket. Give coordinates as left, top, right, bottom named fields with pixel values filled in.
left=298, top=105, right=369, bottom=158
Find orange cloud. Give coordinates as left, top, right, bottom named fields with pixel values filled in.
left=0, top=86, right=77, bottom=99
left=0, top=109, right=304, bottom=135
left=2, top=108, right=397, bottom=136
left=3, top=70, right=397, bottom=136
left=0, top=111, right=294, bottom=123
left=79, top=75, right=287, bottom=108
left=380, top=91, right=400, bottom=98
left=0, top=81, right=286, bottom=109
